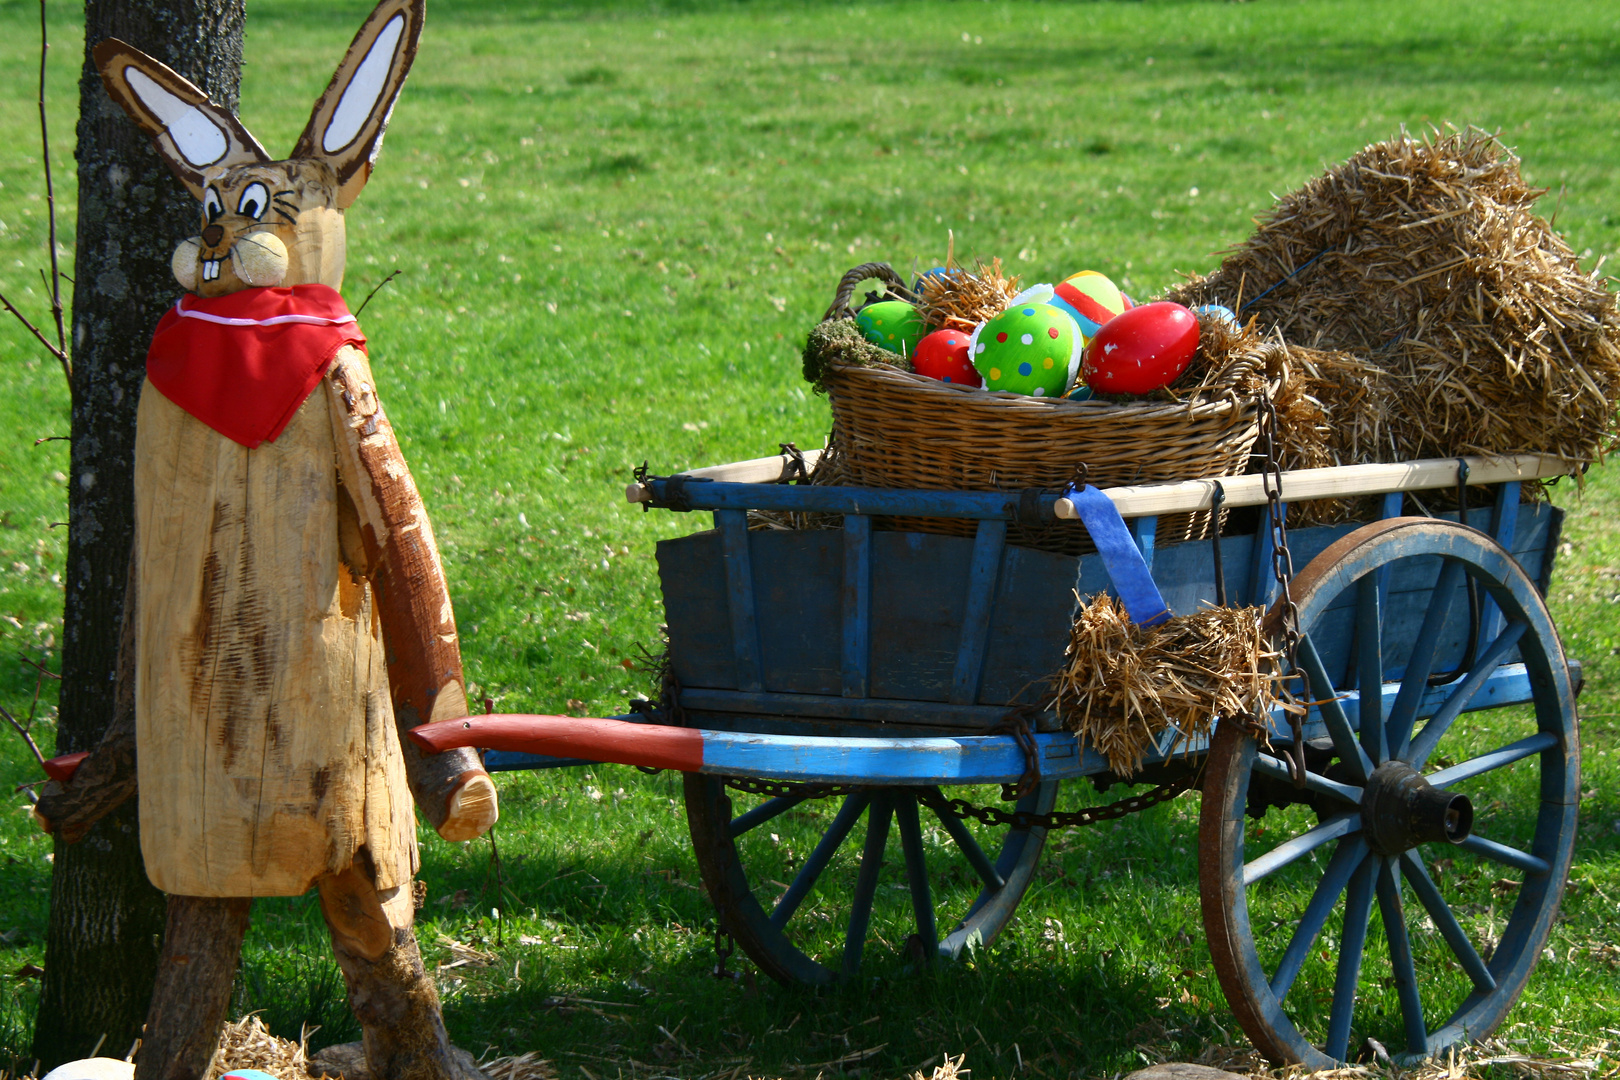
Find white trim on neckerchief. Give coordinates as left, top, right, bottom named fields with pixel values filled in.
left=173, top=295, right=358, bottom=328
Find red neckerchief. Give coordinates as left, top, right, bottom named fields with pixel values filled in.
left=145, top=284, right=367, bottom=448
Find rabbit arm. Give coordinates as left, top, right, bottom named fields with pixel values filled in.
left=327, top=346, right=497, bottom=842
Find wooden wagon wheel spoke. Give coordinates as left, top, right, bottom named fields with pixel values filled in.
left=1374, top=857, right=1430, bottom=1056
left=686, top=773, right=1055, bottom=986
left=922, top=786, right=1006, bottom=891
left=1356, top=575, right=1388, bottom=764
left=770, top=791, right=869, bottom=928
left=1397, top=849, right=1496, bottom=993
left=1243, top=812, right=1361, bottom=886
left=1296, top=632, right=1372, bottom=782
left=1202, top=517, right=1578, bottom=1069
left=1269, top=835, right=1368, bottom=1002
left=1386, top=557, right=1467, bottom=756
left=1455, top=833, right=1550, bottom=876
left=894, top=794, right=938, bottom=960
left=1325, top=852, right=1379, bottom=1061
left=729, top=793, right=813, bottom=838
left=1407, top=619, right=1529, bottom=769
left=1427, top=731, right=1560, bottom=788
left=841, top=793, right=894, bottom=977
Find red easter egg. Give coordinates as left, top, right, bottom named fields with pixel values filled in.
left=1082, top=301, right=1199, bottom=395
left=912, top=328, right=982, bottom=388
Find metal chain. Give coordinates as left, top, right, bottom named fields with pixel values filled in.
left=720, top=772, right=1194, bottom=832
left=1256, top=393, right=1309, bottom=787
left=722, top=775, right=861, bottom=801
left=916, top=774, right=1195, bottom=832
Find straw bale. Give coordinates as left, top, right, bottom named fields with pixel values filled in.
left=1054, top=596, right=1282, bottom=777
left=1167, top=128, right=1620, bottom=471
left=206, top=1015, right=310, bottom=1080
left=916, top=259, right=1021, bottom=333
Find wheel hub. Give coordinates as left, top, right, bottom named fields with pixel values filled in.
left=1361, top=759, right=1473, bottom=855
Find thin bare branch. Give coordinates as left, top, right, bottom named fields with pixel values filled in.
left=38, top=0, right=68, bottom=374
left=0, top=704, right=48, bottom=769
left=0, top=288, right=71, bottom=369
left=354, top=269, right=402, bottom=318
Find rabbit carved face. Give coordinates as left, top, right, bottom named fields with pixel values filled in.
left=175, top=161, right=344, bottom=296
left=94, top=0, right=421, bottom=299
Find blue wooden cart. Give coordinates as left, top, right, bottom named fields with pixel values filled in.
left=415, top=449, right=1579, bottom=1068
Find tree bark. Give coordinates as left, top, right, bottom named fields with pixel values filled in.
left=32, top=0, right=246, bottom=1066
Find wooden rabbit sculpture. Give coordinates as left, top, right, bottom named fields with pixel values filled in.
left=75, top=1, right=496, bottom=1076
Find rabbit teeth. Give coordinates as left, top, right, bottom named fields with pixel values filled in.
left=201, top=259, right=222, bottom=282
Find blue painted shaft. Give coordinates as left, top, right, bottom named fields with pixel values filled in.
left=1244, top=812, right=1361, bottom=887
left=1387, top=558, right=1466, bottom=759
left=1356, top=574, right=1387, bottom=763
left=771, top=792, right=870, bottom=928
left=1408, top=619, right=1529, bottom=768
left=718, top=509, right=763, bottom=692
left=1376, top=857, right=1430, bottom=1055
left=925, top=789, right=1005, bottom=890
left=1478, top=481, right=1520, bottom=647
left=894, top=795, right=938, bottom=960
left=730, top=794, right=809, bottom=839
left=1398, top=850, right=1496, bottom=992
left=1326, top=854, right=1379, bottom=1062
left=1426, top=731, right=1559, bottom=789
left=1248, top=501, right=1282, bottom=608
left=1457, top=833, right=1550, bottom=876
left=842, top=514, right=872, bottom=698
left=1296, top=633, right=1374, bottom=782
left=843, top=794, right=894, bottom=977
left=950, top=519, right=1007, bottom=705
left=1269, top=836, right=1368, bottom=1001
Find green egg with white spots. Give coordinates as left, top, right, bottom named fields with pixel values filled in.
left=970, top=303, right=1082, bottom=397
left=855, top=301, right=928, bottom=357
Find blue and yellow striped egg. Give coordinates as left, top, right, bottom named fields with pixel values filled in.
left=969, top=303, right=1082, bottom=397
left=855, top=300, right=929, bottom=357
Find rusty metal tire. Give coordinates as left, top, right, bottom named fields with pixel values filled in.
left=1200, top=518, right=1579, bottom=1067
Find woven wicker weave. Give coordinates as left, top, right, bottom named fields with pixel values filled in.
left=819, top=359, right=1266, bottom=555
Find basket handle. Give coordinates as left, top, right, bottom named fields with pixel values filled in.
left=821, top=262, right=918, bottom=322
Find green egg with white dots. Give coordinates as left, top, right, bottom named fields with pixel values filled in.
left=970, top=302, right=1082, bottom=397
left=855, top=301, right=928, bottom=358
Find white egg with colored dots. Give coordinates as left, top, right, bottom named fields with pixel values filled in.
left=968, top=303, right=1083, bottom=397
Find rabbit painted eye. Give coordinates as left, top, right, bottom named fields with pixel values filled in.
left=237, top=182, right=269, bottom=221
left=203, top=186, right=224, bottom=223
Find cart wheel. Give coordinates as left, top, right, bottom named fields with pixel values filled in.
left=1200, top=518, right=1579, bottom=1066
left=685, top=774, right=1057, bottom=985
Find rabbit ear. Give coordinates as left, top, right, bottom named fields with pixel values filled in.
left=93, top=39, right=269, bottom=198
left=291, top=0, right=425, bottom=209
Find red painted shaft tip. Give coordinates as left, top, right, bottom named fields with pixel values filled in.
left=409, top=714, right=705, bottom=773
left=42, top=751, right=89, bottom=783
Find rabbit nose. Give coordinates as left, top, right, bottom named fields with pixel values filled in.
left=201, top=224, right=225, bottom=248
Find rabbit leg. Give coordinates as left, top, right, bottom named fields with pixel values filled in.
left=133, top=895, right=252, bottom=1080
left=317, top=859, right=487, bottom=1080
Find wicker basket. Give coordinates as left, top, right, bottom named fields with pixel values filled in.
left=808, top=265, right=1273, bottom=555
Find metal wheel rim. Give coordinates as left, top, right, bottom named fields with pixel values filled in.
left=1200, top=518, right=1579, bottom=1067
left=685, top=772, right=1057, bottom=986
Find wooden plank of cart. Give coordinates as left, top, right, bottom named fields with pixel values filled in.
left=414, top=448, right=1580, bottom=1069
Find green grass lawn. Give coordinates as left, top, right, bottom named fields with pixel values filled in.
left=3, top=0, right=1620, bottom=1075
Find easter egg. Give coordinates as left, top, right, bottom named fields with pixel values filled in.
left=855, top=300, right=928, bottom=357
left=969, top=303, right=1082, bottom=397
left=1050, top=270, right=1129, bottom=339
left=913, top=266, right=951, bottom=293
left=1194, top=303, right=1239, bottom=329
left=1082, top=301, right=1200, bottom=395
left=912, top=327, right=982, bottom=387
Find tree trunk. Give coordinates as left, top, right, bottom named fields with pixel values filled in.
left=32, top=0, right=246, bottom=1066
